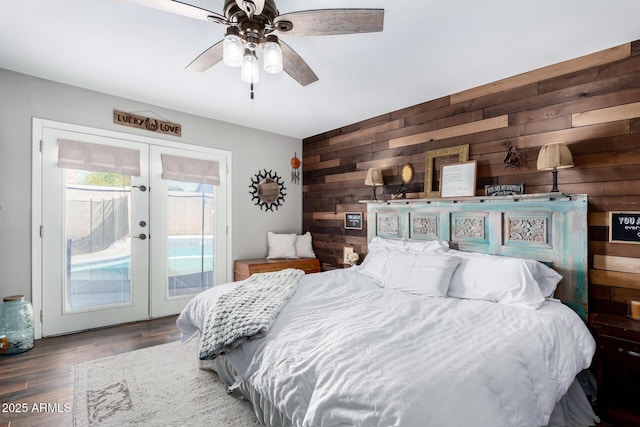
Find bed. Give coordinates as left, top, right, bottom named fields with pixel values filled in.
left=177, top=194, right=600, bottom=427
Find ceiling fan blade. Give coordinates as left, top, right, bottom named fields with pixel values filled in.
left=274, top=9, right=384, bottom=36
left=280, top=40, right=318, bottom=86
left=185, top=40, right=224, bottom=72
left=125, top=0, right=226, bottom=23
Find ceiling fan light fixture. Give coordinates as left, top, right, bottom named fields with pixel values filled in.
left=241, top=48, right=260, bottom=84
left=263, top=35, right=283, bottom=74
left=129, top=0, right=384, bottom=88
left=223, top=26, right=243, bottom=67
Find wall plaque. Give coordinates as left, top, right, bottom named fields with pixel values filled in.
left=344, top=212, right=363, bottom=230
left=114, top=110, right=182, bottom=137
left=485, top=183, right=524, bottom=196
left=610, top=211, right=640, bottom=244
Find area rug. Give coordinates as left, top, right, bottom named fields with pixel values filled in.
left=74, top=339, right=260, bottom=426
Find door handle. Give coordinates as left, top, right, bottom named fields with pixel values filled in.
left=617, top=348, right=640, bottom=357
left=132, top=185, right=147, bottom=192
left=132, top=233, right=147, bottom=240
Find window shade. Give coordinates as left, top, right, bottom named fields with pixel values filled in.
left=57, top=139, right=141, bottom=176
left=160, top=154, right=220, bottom=185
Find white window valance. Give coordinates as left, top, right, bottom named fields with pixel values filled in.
left=160, top=154, right=220, bottom=185
left=57, top=139, right=141, bottom=176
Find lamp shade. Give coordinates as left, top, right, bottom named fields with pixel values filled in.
left=241, top=49, right=259, bottom=84
left=263, top=35, right=283, bottom=74
left=537, top=142, right=574, bottom=170
left=222, top=27, right=243, bottom=68
left=364, top=168, right=383, bottom=186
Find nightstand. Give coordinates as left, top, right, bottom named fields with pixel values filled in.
left=590, top=313, right=640, bottom=426
left=233, top=258, right=321, bottom=281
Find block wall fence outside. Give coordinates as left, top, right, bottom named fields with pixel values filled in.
left=302, top=40, right=640, bottom=318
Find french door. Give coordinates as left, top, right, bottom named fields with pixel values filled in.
left=149, top=145, right=228, bottom=317
left=37, top=125, right=229, bottom=336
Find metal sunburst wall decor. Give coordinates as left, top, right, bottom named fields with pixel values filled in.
left=249, top=169, right=287, bottom=211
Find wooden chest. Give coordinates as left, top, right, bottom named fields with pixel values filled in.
left=233, top=258, right=321, bottom=281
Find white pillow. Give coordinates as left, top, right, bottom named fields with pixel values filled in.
left=382, top=252, right=460, bottom=297
left=368, top=237, right=406, bottom=252
left=521, top=259, right=562, bottom=298
left=405, top=239, right=450, bottom=254
left=356, top=247, right=392, bottom=284
left=368, top=236, right=450, bottom=254
left=445, top=250, right=547, bottom=309
left=295, top=232, right=316, bottom=258
left=266, top=231, right=298, bottom=259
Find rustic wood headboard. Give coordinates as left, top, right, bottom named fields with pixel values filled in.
left=364, top=193, right=589, bottom=320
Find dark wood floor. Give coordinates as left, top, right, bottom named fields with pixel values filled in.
left=0, top=316, right=180, bottom=427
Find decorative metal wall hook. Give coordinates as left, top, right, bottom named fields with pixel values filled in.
left=504, top=145, right=521, bottom=168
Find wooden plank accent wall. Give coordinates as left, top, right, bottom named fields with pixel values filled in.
left=302, top=40, right=640, bottom=317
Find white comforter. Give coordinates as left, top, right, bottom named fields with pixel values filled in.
left=178, top=269, right=596, bottom=427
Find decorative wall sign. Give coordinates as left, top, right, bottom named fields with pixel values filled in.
left=440, top=161, right=477, bottom=198
left=113, top=110, right=182, bottom=137
left=610, top=211, right=640, bottom=244
left=344, top=212, right=363, bottom=230
left=424, top=144, right=469, bottom=198
left=485, top=183, right=524, bottom=196
left=249, top=169, right=286, bottom=212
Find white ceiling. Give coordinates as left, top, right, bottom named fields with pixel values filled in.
left=2, top=1, right=640, bottom=139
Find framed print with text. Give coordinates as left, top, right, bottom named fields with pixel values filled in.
left=440, top=161, right=477, bottom=198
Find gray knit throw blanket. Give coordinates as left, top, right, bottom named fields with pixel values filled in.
left=199, top=268, right=305, bottom=360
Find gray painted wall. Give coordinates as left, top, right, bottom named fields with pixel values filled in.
left=0, top=68, right=302, bottom=301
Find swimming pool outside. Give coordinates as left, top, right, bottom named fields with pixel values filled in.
left=66, top=236, right=214, bottom=310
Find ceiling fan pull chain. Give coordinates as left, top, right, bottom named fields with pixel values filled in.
left=250, top=82, right=255, bottom=100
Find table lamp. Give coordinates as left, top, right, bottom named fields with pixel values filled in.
left=364, top=168, right=384, bottom=200
left=536, top=142, right=573, bottom=193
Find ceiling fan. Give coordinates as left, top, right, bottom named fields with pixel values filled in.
left=126, top=0, right=384, bottom=95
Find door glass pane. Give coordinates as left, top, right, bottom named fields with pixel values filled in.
left=167, top=180, right=214, bottom=297
left=64, top=169, right=132, bottom=311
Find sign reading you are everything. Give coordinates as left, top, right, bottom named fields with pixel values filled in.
left=610, top=211, right=640, bottom=244
left=114, top=110, right=181, bottom=137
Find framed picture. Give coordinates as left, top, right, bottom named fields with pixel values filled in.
left=424, top=144, right=470, bottom=198
left=344, top=212, right=363, bottom=230
left=440, top=160, right=477, bottom=198
left=343, top=246, right=355, bottom=264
